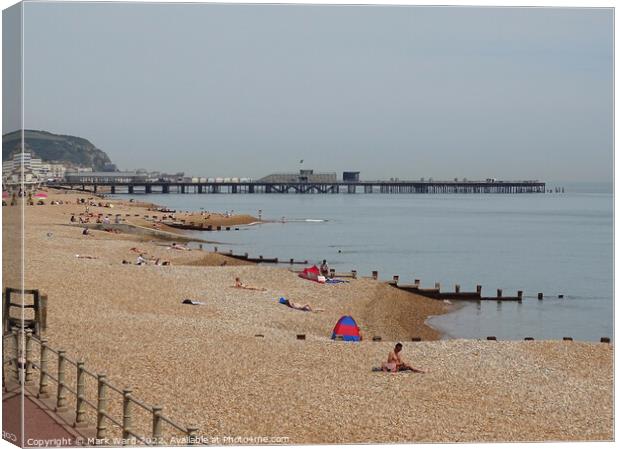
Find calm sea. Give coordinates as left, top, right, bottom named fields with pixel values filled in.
left=120, top=182, right=613, bottom=342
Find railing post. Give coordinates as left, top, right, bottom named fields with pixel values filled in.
left=12, top=329, right=19, bottom=382
left=96, top=374, right=108, bottom=440
left=75, top=361, right=87, bottom=427
left=24, top=330, right=34, bottom=385
left=122, top=388, right=133, bottom=444
left=56, top=350, right=68, bottom=411
left=152, top=405, right=163, bottom=445
left=38, top=337, right=50, bottom=397
left=186, top=425, right=199, bottom=445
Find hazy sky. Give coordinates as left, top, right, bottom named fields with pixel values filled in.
left=4, top=3, right=613, bottom=181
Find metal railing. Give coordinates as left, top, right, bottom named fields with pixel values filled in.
left=3, top=330, right=199, bottom=445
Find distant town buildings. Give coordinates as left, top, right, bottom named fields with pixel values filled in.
left=2, top=152, right=47, bottom=186
left=2, top=155, right=361, bottom=188
left=2, top=149, right=95, bottom=187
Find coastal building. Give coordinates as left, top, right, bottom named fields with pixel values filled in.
left=259, top=169, right=337, bottom=183
left=137, top=171, right=185, bottom=182
left=3, top=165, right=40, bottom=189
left=45, top=163, right=68, bottom=180
left=64, top=171, right=148, bottom=183
left=342, top=171, right=360, bottom=182
left=2, top=151, right=77, bottom=182
left=2, top=152, right=44, bottom=179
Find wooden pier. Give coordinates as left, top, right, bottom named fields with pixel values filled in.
left=51, top=179, right=546, bottom=195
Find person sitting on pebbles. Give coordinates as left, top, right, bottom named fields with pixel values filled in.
left=382, top=343, right=426, bottom=373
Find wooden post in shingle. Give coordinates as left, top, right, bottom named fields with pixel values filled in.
left=12, top=329, right=19, bottom=382
left=40, top=294, right=48, bottom=332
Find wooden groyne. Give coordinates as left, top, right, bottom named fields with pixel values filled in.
left=213, top=248, right=308, bottom=265
left=388, top=277, right=523, bottom=302
left=300, top=269, right=554, bottom=303
left=167, top=222, right=241, bottom=232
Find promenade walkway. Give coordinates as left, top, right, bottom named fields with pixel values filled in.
left=3, top=385, right=84, bottom=447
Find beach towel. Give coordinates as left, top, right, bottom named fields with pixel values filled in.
left=325, top=279, right=349, bottom=284
left=182, top=299, right=205, bottom=305
left=371, top=367, right=414, bottom=373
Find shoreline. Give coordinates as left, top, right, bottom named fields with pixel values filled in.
left=424, top=300, right=467, bottom=340
left=78, top=187, right=453, bottom=339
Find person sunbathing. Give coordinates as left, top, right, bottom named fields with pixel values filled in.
left=232, top=277, right=266, bottom=291
left=75, top=254, right=97, bottom=259
left=280, top=298, right=324, bottom=312
left=382, top=343, right=425, bottom=373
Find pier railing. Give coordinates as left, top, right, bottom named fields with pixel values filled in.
left=3, top=330, right=198, bottom=446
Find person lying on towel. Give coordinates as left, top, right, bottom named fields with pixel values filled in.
left=382, top=343, right=425, bottom=373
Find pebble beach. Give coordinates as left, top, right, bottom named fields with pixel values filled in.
left=2, top=189, right=613, bottom=444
